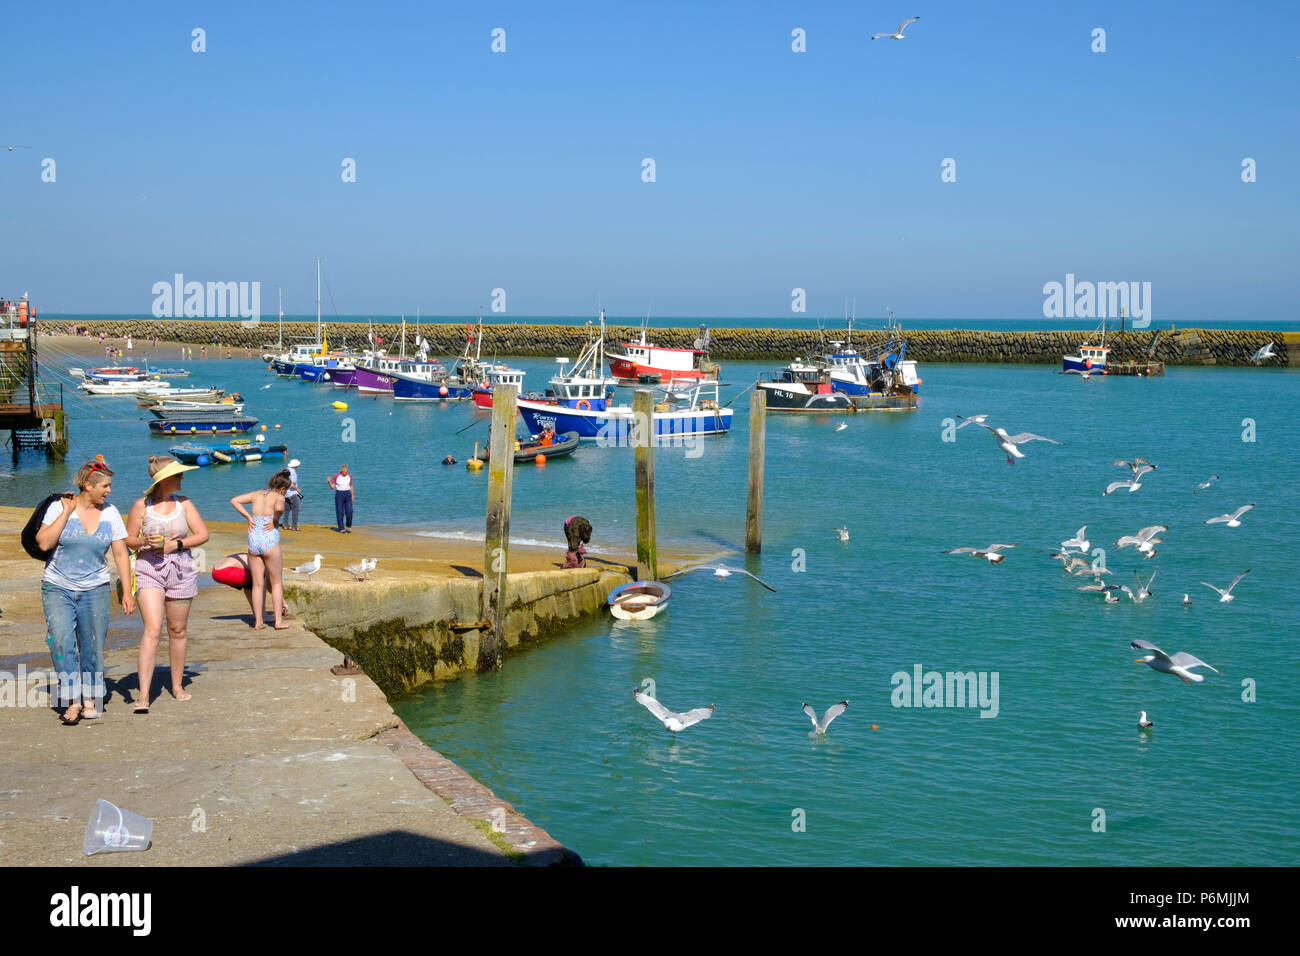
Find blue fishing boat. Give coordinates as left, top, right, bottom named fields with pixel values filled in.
left=820, top=312, right=921, bottom=406
left=517, top=381, right=732, bottom=441
left=149, top=415, right=260, bottom=436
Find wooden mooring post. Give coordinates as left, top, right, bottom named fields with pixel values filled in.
left=633, top=388, right=657, bottom=581
left=746, top=388, right=766, bottom=553
left=480, top=384, right=518, bottom=670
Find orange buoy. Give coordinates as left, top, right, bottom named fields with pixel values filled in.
left=535, top=454, right=546, bottom=465
left=870, top=724, right=879, bottom=730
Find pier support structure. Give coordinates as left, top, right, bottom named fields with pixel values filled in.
left=480, top=384, right=518, bottom=670
left=746, top=388, right=766, bottom=553
left=633, top=388, right=657, bottom=581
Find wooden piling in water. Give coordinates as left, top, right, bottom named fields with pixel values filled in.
left=633, top=388, right=657, bottom=581
left=480, top=384, right=519, bottom=670
left=746, top=388, right=766, bottom=553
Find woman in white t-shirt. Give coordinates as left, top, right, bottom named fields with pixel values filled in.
left=328, top=463, right=355, bottom=533
left=35, top=458, right=135, bottom=724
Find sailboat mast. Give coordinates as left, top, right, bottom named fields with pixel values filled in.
left=277, top=287, right=283, bottom=349
left=315, top=258, right=322, bottom=346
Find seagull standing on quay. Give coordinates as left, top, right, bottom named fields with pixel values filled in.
left=1204, top=504, right=1255, bottom=528
left=343, top=557, right=376, bottom=581
left=803, top=701, right=850, bottom=736
left=291, top=554, right=323, bottom=578
left=872, top=16, right=920, bottom=39
left=1201, top=570, right=1250, bottom=603
left=956, top=416, right=1061, bottom=465
left=1131, top=639, right=1220, bottom=683
left=634, top=689, right=715, bottom=733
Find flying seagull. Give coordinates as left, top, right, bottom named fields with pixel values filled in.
left=1131, top=639, right=1220, bottom=683
left=835, top=422, right=848, bottom=432
left=291, top=554, right=323, bottom=578
left=1194, top=475, right=1220, bottom=491
left=1251, top=341, right=1276, bottom=363
left=664, top=563, right=776, bottom=592
left=1138, top=711, right=1153, bottom=730
left=1201, top=569, right=1250, bottom=603
left=872, top=16, right=920, bottom=40
left=1204, top=504, right=1254, bottom=528
left=1115, top=524, right=1168, bottom=558
left=944, top=543, right=1018, bottom=564
left=1120, top=568, right=1157, bottom=604
left=3, top=145, right=32, bottom=151
left=1061, top=368, right=1092, bottom=380
left=633, top=689, right=715, bottom=733
left=1060, top=525, right=1089, bottom=553
left=802, top=701, right=849, bottom=735
left=1103, top=472, right=1153, bottom=495
left=954, top=413, right=988, bottom=430
left=957, top=417, right=1061, bottom=464
left=1113, top=457, right=1157, bottom=473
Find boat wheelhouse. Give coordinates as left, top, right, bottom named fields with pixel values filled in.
left=1064, top=319, right=1111, bottom=374
left=607, top=322, right=719, bottom=386
left=470, top=366, right=528, bottom=408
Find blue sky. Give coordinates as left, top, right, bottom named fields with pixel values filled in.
left=2, top=0, right=1297, bottom=319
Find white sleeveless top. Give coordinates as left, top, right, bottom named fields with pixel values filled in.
left=143, top=497, right=191, bottom=543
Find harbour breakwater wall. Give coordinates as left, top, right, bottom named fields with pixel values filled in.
left=285, top=568, right=630, bottom=698
left=38, top=319, right=1298, bottom=366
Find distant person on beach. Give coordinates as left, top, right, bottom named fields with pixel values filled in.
left=230, top=471, right=292, bottom=629
left=125, top=455, right=209, bottom=713
left=563, top=516, right=592, bottom=569
left=328, top=464, right=354, bottom=533
left=200, top=346, right=207, bottom=358
left=284, top=458, right=302, bottom=530
left=35, top=458, right=135, bottom=724
left=210, top=553, right=290, bottom=624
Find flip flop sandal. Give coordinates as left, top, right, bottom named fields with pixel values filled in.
left=133, top=703, right=150, bottom=715
left=60, top=707, right=82, bottom=726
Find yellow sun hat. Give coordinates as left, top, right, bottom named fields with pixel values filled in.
left=142, top=459, right=198, bottom=495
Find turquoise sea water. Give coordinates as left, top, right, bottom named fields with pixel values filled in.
left=10, top=343, right=1299, bottom=866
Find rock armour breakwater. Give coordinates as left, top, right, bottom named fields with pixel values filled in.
left=38, top=320, right=1298, bottom=367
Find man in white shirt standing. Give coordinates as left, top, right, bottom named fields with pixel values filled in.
left=285, top=458, right=302, bottom=531
left=328, top=464, right=354, bottom=533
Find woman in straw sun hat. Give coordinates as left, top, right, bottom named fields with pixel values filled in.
left=124, top=455, right=210, bottom=713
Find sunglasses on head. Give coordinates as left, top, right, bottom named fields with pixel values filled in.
left=89, top=459, right=108, bottom=472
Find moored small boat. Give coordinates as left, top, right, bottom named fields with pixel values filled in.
left=169, top=441, right=286, bottom=466
left=481, top=431, right=580, bottom=463
left=148, top=415, right=259, bottom=435
left=608, top=581, right=671, bottom=621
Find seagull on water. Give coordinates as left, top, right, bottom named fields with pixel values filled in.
left=835, top=422, right=848, bottom=432
left=1115, top=524, right=1168, bottom=559
left=1131, top=639, right=1220, bottom=683
left=1183, top=593, right=1192, bottom=606
left=1060, top=525, right=1090, bottom=553
left=833, top=527, right=849, bottom=542
left=956, top=416, right=1061, bottom=464
left=1251, top=341, right=1276, bottom=363
left=260, top=383, right=273, bottom=389
left=664, top=563, right=776, bottom=592
left=944, top=543, right=1018, bottom=564
left=291, top=554, right=323, bottom=578
left=802, top=701, right=849, bottom=735
left=872, top=16, right=920, bottom=40
left=1201, top=569, right=1250, bottom=603
left=1078, top=582, right=1124, bottom=602
left=1138, top=711, right=1153, bottom=730
left=1194, top=475, right=1221, bottom=491
left=1204, top=504, right=1254, bottom=528
left=1120, top=568, right=1157, bottom=604
left=633, top=689, right=715, bottom=733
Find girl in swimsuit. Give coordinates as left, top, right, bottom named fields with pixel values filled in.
left=230, top=472, right=292, bottom=630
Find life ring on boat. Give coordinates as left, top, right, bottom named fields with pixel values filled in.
left=1083, top=359, right=1093, bottom=370
left=576, top=399, right=591, bottom=410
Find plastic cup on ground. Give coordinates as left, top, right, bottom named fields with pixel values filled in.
left=83, top=799, right=153, bottom=855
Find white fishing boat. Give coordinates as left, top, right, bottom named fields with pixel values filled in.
left=607, top=581, right=671, bottom=621
left=79, top=379, right=172, bottom=395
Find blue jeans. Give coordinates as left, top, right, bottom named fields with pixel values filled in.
left=285, top=494, right=300, bottom=529
left=334, top=490, right=353, bottom=531
left=41, top=582, right=109, bottom=707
